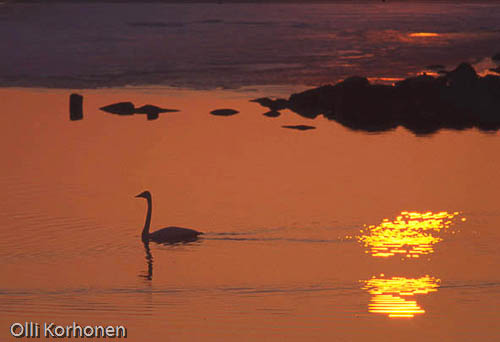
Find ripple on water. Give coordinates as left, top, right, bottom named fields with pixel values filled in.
left=0, top=281, right=361, bottom=318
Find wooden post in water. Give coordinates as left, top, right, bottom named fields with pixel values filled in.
left=70, top=93, right=83, bottom=121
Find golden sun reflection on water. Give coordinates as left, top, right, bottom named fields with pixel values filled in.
left=409, top=32, right=439, bottom=37
left=357, top=211, right=464, bottom=258
left=362, top=275, right=440, bottom=318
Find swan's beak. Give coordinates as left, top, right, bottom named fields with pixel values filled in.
left=135, top=193, right=144, bottom=198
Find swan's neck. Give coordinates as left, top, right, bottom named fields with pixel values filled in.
left=142, top=196, right=152, bottom=241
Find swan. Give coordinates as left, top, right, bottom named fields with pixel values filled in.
left=135, top=191, right=203, bottom=243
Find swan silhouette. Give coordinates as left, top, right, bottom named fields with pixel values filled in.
left=136, top=191, right=203, bottom=243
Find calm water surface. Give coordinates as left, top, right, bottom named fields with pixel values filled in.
left=1, top=87, right=500, bottom=341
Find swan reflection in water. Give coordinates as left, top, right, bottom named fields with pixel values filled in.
left=139, top=239, right=203, bottom=281
left=361, top=275, right=440, bottom=318
left=139, top=241, right=154, bottom=281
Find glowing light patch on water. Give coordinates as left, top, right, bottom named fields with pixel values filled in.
left=362, top=275, right=440, bottom=318
left=357, top=211, right=462, bottom=258
left=409, top=32, right=439, bottom=37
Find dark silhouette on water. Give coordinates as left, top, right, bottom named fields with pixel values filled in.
left=135, top=104, right=177, bottom=115
left=135, top=104, right=179, bottom=120
left=69, top=93, right=83, bottom=121
left=262, top=62, right=500, bottom=135
left=251, top=97, right=288, bottom=111
left=140, top=241, right=153, bottom=281
left=210, top=109, right=239, bottom=116
left=139, top=233, right=203, bottom=281
left=263, top=110, right=281, bottom=117
left=282, top=125, right=316, bottom=131
left=100, top=102, right=179, bottom=120
left=100, top=102, right=135, bottom=115
left=136, top=191, right=203, bottom=243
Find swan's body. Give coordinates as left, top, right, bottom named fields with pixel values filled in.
left=136, top=191, right=203, bottom=243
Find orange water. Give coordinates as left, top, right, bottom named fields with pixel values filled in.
left=1, top=88, right=499, bottom=341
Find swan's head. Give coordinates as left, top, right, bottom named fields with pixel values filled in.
left=135, top=190, right=151, bottom=199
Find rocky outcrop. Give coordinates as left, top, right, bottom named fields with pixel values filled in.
left=279, top=63, right=500, bottom=135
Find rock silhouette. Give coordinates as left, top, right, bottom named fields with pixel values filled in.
left=100, top=102, right=179, bottom=120
left=263, top=110, right=281, bottom=117
left=100, top=102, right=135, bottom=115
left=135, top=104, right=178, bottom=115
left=69, top=93, right=83, bottom=121
left=210, top=109, right=239, bottom=116
left=492, top=53, right=500, bottom=61
left=282, top=125, right=316, bottom=131
left=276, top=63, right=500, bottom=135
left=251, top=97, right=288, bottom=111
left=135, top=105, right=179, bottom=120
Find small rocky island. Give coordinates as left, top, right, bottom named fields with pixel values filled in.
left=255, top=63, right=500, bottom=135
left=100, top=102, right=179, bottom=120
left=210, top=109, right=239, bottom=116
